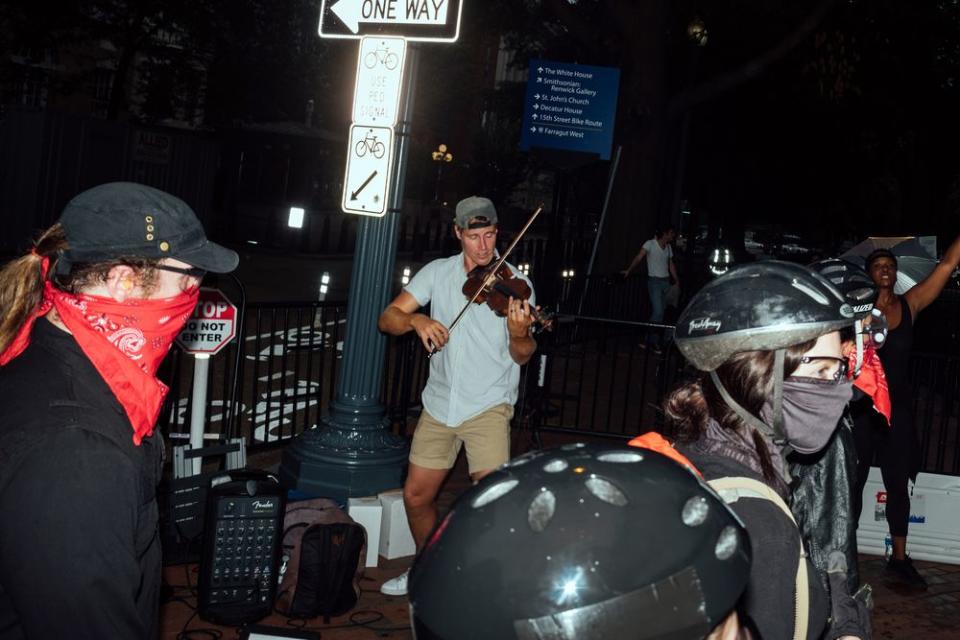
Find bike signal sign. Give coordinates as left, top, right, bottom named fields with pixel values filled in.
left=353, top=37, right=406, bottom=126
left=342, top=124, right=394, bottom=216
left=319, top=0, right=463, bottom=42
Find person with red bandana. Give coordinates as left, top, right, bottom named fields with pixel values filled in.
left=0, top=182, right=238, bottom=639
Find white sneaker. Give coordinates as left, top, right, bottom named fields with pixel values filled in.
left=380, top=569, right=409, bottom=596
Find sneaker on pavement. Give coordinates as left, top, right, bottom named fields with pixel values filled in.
left=886, top=555, right=928, bottom=589
left=380, top=570, right=409, bottom=596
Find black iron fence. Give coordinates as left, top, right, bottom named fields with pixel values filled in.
left=910, top=354, right=960, bottom=475
left=158, top=304, right=960, bottom=476
left=160, top=302, right=346, bottom=447
left=519, top=318, right=683, bottom=439
left=156, top=307, right=677, bottom=446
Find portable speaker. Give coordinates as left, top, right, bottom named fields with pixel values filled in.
left=197, top=470, right=286, bottom=626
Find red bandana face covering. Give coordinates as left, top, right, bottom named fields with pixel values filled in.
left=0, top=257, right=199, bottom=444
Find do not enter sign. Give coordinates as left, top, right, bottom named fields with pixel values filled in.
left=176, top=288, right=237, bottom=355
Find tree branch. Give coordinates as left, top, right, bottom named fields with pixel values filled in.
left=540, top=0, right=602, bottom=54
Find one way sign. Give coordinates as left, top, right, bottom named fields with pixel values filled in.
left=319, top=0, right=463, bottom=42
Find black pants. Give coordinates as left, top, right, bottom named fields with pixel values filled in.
left=851, top=398, right=918, bottom=538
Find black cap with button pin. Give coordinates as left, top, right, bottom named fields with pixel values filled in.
left=55, top=181, right=238, bottom=276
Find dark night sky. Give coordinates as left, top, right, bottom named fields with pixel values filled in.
left=2, top=0, right=959, bottom=260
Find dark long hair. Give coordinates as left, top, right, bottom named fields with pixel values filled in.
left=664, top=340, right=816, bottom=482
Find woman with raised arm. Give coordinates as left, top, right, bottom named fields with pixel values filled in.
left=851, top=233, right=960, bottom=589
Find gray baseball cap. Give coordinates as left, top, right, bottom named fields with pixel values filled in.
left=454, top=196, right=498, bottom=229
left=57, top=182, right=239, bottom=275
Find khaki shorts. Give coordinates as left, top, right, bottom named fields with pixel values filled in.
left=409, top=404, right=514, bottom=474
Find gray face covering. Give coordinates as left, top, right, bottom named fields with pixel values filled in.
left=761, top=377, right=854, bottom=454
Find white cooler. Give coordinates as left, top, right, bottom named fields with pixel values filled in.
left=856, top=466, right=960, bottom=564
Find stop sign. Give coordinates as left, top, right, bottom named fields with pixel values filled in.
left=176, top=288, right=237, bottom=355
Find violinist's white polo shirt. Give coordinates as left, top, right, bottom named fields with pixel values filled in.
left=404, top=253, right=535, bottom=427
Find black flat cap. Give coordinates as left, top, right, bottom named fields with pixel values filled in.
left=58, top=182, right=238, bottom=274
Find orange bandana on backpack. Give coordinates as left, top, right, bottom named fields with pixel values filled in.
left=628, top=431, right=702, bottom=476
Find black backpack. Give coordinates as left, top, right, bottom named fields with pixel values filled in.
left=275, top=498, right=367, bottom=621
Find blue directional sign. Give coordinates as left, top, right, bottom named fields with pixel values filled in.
left=520, top=59, right=620, bottom=160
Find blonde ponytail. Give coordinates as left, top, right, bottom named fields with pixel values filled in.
left=0, top=224, right=67, bottom=357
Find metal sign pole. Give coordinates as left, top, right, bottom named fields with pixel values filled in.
left=578, top=144, right=623, bottom=315
left=280, top=46, right=420, bottom=501
left=188, top=353, right=211, bottom=475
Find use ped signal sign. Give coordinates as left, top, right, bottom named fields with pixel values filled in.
left=353, top=37, right=406, bottom=126
left=319, top=0, right=463, bottom=42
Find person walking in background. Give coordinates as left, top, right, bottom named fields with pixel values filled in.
left=0, top=182, right=238, bottom=639
left=623, top=226, right=680, bottom=350
left=622, top=226, right=680, bottom=322
left=852, top=234, right=960, bottom=589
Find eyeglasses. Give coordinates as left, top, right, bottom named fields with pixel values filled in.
left=796, top=355, right=849, bottom=383
left=156, top=264, right=207, bottom=280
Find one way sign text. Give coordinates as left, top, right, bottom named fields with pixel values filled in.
left=320, top=0, right=462, bottom=42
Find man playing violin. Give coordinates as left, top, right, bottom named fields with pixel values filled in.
left=377, top=196, right=538, bottom=597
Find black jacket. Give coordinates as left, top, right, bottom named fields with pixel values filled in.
left=789, top=414, right=860, bottom=595
left=681, top=446, right=831, bottom=640
left=0, top=320, right=164, bottom=639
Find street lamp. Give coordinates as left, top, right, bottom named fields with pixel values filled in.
left=687, top=17, right=708, bottom=47
left=431, top=143, right=453, bottom=202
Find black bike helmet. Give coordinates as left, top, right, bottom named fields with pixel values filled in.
left=409, top=443, right=751, bottom=640
left=675, top=261, right=856, bottom=443
left=809, top=258, right=889, bottom=379
left=808, top=258, right=878, bottom=319
left=675, top=261, right=855, bottom=372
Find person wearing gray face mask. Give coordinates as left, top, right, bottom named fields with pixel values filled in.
left=790, top=258, right=882, bottom=601
left=664, top=261, right=871, bottom=640
left=761, top=374, right=854, bottom=455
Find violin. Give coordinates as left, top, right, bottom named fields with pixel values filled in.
left=462, top=263, right=553, bottom=331
left=426, top=204, right=547, bottom=357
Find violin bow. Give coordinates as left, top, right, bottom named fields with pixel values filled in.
left=427, top=204, right=544, bottom=357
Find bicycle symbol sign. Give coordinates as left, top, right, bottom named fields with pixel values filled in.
left=355, top=132, right=386, bottom=158
left=342, top=124, right=394, bottom=217
left=364, top=47, right=399, bottom=70
left=352, top=37, right=406, bottom=127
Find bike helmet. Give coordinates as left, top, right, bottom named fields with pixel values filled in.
left=809, top=258, right=886, bottom=375
left=675, top=261, right=855, bottom=372
left=808, top=258, right=877, bottom=318
left=409, top=443, right=751, bottom=640
left=674, top=261, right=856, bottom=444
